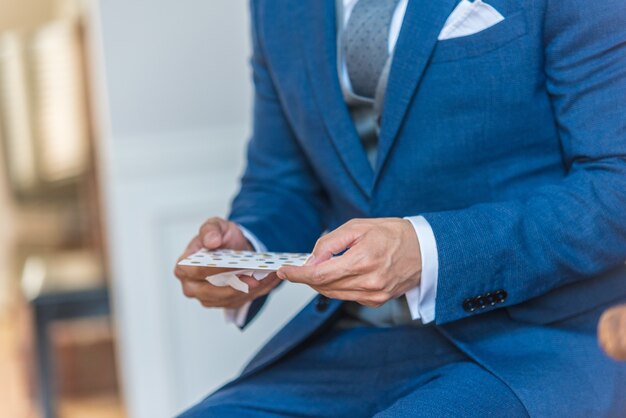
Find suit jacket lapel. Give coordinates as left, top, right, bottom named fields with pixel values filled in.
left=374, top=0, right=459, bottom=181
left=299, top=0, right=374, bottom=197
left=238, top=298, right=344, bottom=380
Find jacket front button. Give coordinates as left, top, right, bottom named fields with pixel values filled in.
left=315, top=295, right=330, bottom=313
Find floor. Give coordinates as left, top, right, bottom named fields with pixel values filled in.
left=0, top=311, right=126, bottom=418
left=0, top=312, right=33, bottom=417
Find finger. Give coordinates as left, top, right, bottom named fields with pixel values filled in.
left=310, top=288, right=362, bottom=303
left=256, top=273, right=281, bottom=292
left=174, top=264, right=200, bottom=281
left=306, top=221, right=362, bottom=266
left=240, top=274, right=280, bottom=295
left=239, top=273, right=277, bottom=291
left=260, top=271, right=279, bottom=283
left=182, top=280, right=241, bottom=303
left=176, top=265, right=239, bottom=283
left=240, top=273, right=280, bottom=295
left=174, top=262, right=207, bottom=282
left=183, top=236, right=204, bottom=257
left=201, top=296, right=248, bottom=309
left=198, top=276, right=279, bottom=308
left=199, top=217, right=229, bottom=249
left=174, top=236, right=204, bottom=279
left=311, top=287, right=388, bottom=308
left=237, top=275, right=258, bottom=289
left=221, top=221, right=248, bottom=249
left=277, top=253, right=357, bottom=285
left=316, top=271, right=386, bottom=293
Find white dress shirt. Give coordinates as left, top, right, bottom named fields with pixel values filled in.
left=225, top=0, right=439, bottom=326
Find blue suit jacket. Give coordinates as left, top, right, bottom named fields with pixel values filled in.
left=228, top=0, right=626, bottom=415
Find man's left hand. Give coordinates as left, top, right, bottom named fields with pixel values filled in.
left=277, top=218, right=422, bottom=307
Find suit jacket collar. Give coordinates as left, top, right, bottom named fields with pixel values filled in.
left=300, top=0, right=458, bottom=193
left=300, top=0, right=374, bottom=197
left=374, top=0, right=458, bottom=183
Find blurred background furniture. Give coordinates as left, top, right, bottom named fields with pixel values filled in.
left=2, top=0, right=318, bottom=417
left=0, top=0, right=123, bottom=416
left=21, top=251, right=115, bottom=418
left=31, top=288, right=111, bottom=418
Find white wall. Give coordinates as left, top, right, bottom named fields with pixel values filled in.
left=88, top=1, right=316, bottom=416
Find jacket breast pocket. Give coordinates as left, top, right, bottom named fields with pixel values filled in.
left=431, top=9, right=528, bottom=63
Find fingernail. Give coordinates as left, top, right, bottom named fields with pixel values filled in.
left=304, top=255, right=316, bottom=266
left=277, top=270, right=287, bottom=280
left=203, top=232, right=220, bottom=248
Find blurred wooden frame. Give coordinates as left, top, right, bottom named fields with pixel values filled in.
left=0, top=18, right=90, bottom=201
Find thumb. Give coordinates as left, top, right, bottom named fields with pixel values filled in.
left=200, top=219, right=229, bottom=249
left=306, top=223, right=360, bottom=266
left=202, top=230, right=223, bottom=249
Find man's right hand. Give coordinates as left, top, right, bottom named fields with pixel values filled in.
left=174, top=217, right=280, bottom=309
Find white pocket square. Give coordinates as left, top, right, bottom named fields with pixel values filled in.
left=438, top=0, right=505, bottom=40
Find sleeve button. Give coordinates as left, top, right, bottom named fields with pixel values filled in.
left=495, top=290, right=508, bottom=303
left=485, top=293, right=496, bottom=306
left=462, top=298, right=476, bottom=312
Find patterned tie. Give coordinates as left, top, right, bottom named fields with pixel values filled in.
left=345, top=0, right=401, bottom=98
left=339, top=0, right=421, bottom=328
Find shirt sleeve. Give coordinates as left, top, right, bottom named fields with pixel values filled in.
left=403, top=216, right=439, bottom=324
left=223, top=224, right=269, bottom=326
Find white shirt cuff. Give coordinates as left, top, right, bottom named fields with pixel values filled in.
left=224, top=301, right=252, bottom=327
left=403, top=216, right=439, bottom=324
left=222, top=224, right=267, bottom=326
left=238, top=224, right=267, bottom=252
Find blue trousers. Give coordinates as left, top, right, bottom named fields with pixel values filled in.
left=181, top=325, right=529, bottom=417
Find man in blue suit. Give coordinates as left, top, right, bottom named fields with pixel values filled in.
left=175, top=0, right=626, bottom=416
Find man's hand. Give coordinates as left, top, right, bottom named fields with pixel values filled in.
left=174, top=217, right=280, bottom=309
left=277, top=218, right=421, bottom=307
left=598, top=303, right=626, bottom=360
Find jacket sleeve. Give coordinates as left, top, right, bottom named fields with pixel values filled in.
left=422, top=0, right=626, bottom=324
left=228, top=1, right=328, bottom=328
left=228, top=1, right=328, bottom=253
